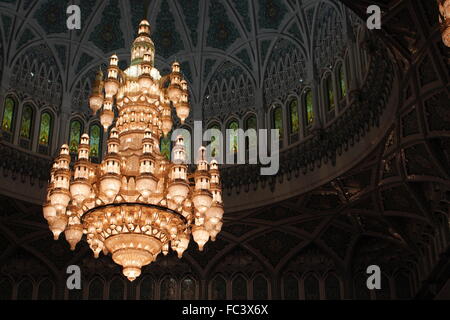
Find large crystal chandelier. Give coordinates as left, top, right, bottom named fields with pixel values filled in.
left=439, top=0, right=450, bottom=47
left=42, top=21, right=224, bottom=281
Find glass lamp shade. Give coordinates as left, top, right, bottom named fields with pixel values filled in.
left=43, top=202, right=57, bottom=221
left=175, top=102, right=190, bottom=124
left=168, top=181, right=190, bottom=204
left=100, top=109, right=115, bottom=131
left=65, top=224, right=83, bottom=250
left=192, top=190, right=213, bottom=213
left=136, top=173, right=159, bottom=199
left=167, top=84, right=182, bottom=103
left=161, top=116, right=173, bottom=137
left=49, top=189, right=71, bottom=213
left=175, top=234, right=190, bottom=258
left=105, top=233, right=163, bottom=281
left=138, top=74, right=153, bottom=91
left=205, top=202, right=224, bottom=224
left=192, top=225, right=209, bottom=251
left=100, top=175, right=122, bottom=200
left=104, top=79, right=119, bottom=98
left=89, top=94, right=104, bottom=113
left=48, top=215, right=68, bottom=240
left=70, top=180, right=91, bottom=205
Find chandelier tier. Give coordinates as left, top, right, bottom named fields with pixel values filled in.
left=42, top=20, right=224, bottom=281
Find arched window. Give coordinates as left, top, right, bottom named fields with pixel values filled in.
left=19, top=104, right=34, bottom=148
left=325, top=275, right=341, bottom=300
left=38, top=112, right=53, bottom=153
left=338, top=64, right=347, bottom=99
left=88, top=278, right=104, bottom=300
left=304, top=89, right=314, bottom=127
left=245, top=115, right=257, bottom=152
left=325, top=74, right=335, bottom=111
left=283, top=275, right=299, bottom=300
left=0, top=277, right=13, bottom=300
left=272, top=106, right=283, bottom=141
left=139, top=276, right=154, bottom=300
left=160, top=133, right=172, bottom=160
left=227, top=120, right=239, bottom=154
left=304, top=274, right=320, bottom=300
left=211, top=275, right=226, bottom=300
left=208, top=123, right=221, bottom=158
left=69, top=120, right=83, bottom=154
left=181, top=277, right=196, bottom=300
left=17, top=279, right=33, bottom=300
left=109, top=277, right=125, bottom=300
left=288, top=99, right=299, bottom=144
left=232, top=275, right=247, bottom=300
left=1, top=97, right=16, bottom=142
left=37, top=279, right=54, bottom=300
left=253, top=275, right=268, bottom=300
left=160, top=277, right=177, bottom=300
left=89, top=124, right=102, bottom=161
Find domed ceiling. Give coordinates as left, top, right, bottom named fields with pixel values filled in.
left=0, top=0, right=363, bottom=120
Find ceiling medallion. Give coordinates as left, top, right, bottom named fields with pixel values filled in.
left=42, top=20, right=224, bottom=281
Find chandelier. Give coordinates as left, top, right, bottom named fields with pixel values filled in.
left=42, top=20, right=224, bottom=281
left=439, top=0, right=450, bottom=47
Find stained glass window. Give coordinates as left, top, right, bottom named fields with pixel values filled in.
left=305, top=90, right=314, bottom=125
left=89, top=124, right=101, bottom=158
left=181, top=277, right=196, bottom=300
left=39, top=112, right=52, bottom=146
left=289, top=99, right=299, bottom=134
left=160, top=133, right=172, bottom=160
left=227, top=121, right=239, bottom=154
left=211, top=276, right=226, bottom=300
left=2, top=97, right=15, bottom=132
left=253, top=276, right=268, bottom=300
left=326, top=75, right=335, bottom=111
left=20, top=105, right=33, bottom=139
left=245, top=116, right=257, bottom=150
left=139, top=276, right=154, bottom=300
left=209, top=124, right=221, bottom=158
left=69, top=120, right=82, bottom=153
left=273, top=106, right=283, bottom=139
left=338, top=65, right=347, bottom=98
left=232, top=275, right=247, bottom=300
